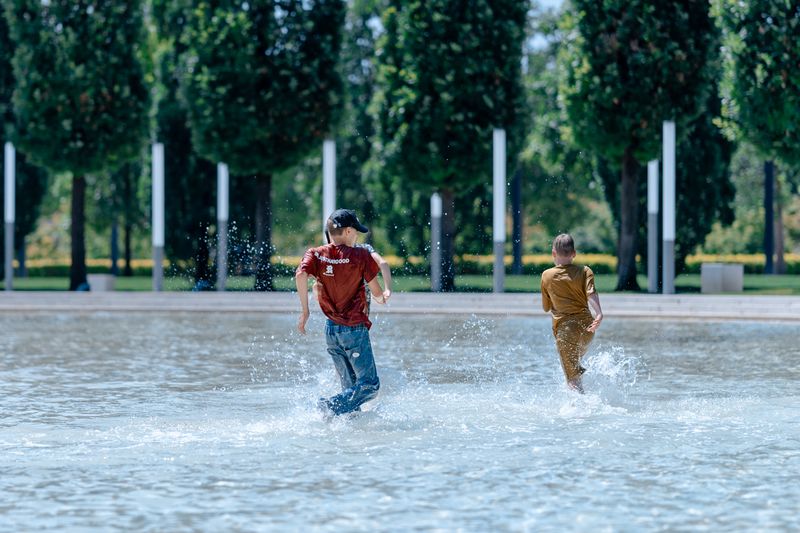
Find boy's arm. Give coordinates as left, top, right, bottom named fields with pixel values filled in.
left=295, top=271, right=310, bottom=334
left=587, top=292, right=603, bottom=333
left=541, top=277, right=552, bottom=313
left=371, top=251, right=392, bottom=302
left=366, top=276, right=386, bottom=304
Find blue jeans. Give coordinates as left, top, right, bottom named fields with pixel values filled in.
left=322, top=320, right=380, bottom=415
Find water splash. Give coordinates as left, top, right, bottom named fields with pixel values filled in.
left=579, top=344, right=646, bottom=407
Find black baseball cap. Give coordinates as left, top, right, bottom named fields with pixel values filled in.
left=328, top=209, right=369, bottom=233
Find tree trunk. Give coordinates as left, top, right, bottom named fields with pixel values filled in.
left=440, top=187, right=456, bottom=292
left=775, top=177, right=786, bottom=274
left=69, top=175, right=87, bottom=290
left=764, top=161, right=775, bottom=274
left=511, top=167, right=523, bottom=275
left=17, top=239, right=27, bottom=278
left=123, top=168, right=134, bottom=277
left=123, top=222, right=133, bottom=277
left=194, top=224, right=212, bottom=286
left=254, top=174, right=274, bottom=291
left=616, top=147, right=641, bottom=291
left=111, top=221, right=120, bottom=275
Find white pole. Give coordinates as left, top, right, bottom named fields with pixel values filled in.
left=662, top=121, right=676, bottom=294
left=217, top=162, right=229, bottom=291
left=4, top=142, right=15, bottom=291
left=3, top=143, right=13, bottom=224
left=152, top=143, right=165, bottom=291
left=647, top=159, right=659, bottom=294
left=322, top=139, right=336, bottom=241
left=493, top=128, right=506, bottom=293
left=431, top=192, right=442, bottom=292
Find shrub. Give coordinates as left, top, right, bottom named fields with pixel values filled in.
left=17, top=253, right=799, bottom=277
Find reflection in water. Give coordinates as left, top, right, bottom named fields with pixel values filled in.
left=1, top=312, right=798, bottom=530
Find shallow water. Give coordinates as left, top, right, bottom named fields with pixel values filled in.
left=1, top=311, right=798, bottom=531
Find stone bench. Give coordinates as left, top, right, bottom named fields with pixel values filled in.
left=700, top=263, right=743, bottom=294
left=87, top=274, right=116, bottom=292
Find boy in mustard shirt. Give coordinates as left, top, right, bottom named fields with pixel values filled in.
left=540, top=234, right=604, bottom=393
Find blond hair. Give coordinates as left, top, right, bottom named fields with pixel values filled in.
left=552, top=233, right=575, bottom=255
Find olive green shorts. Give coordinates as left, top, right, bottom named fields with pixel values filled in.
left=554, top=314, right=595, bottom=381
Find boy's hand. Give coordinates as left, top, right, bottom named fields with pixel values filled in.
left=373, top=293, right=386, bottom=304
left=297, top=309, right=310, bottom=334
left=587, top=313, right=603, bottom=333
left=382, top=289, right=392, bottom=303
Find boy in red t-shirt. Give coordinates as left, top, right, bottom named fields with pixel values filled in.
left=295, top=209, right=388, bottom=417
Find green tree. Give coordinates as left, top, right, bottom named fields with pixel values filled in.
left=721, top=0, right=800, bottom=273
left=88, top=161, right=145, bottom=276
left=6, top=0, right=150, bottom=289
left=340, top=0, right=450, bottom=260
left=1, top=4, right=49, bottom=279
left=0, top=5, right=14, bottom=133
left=519, top=6, right=616, bottom=255
left=722, top=0, right=800, bottom=167
left=336, top=0, right=385, bottom=226
left=672, top=93, right=736, bottom=268
left=560, top=0, right=717, bottom=290
left=702, top=142, right=800, bottom=258
left=0, top=152, right=48, bottom=278
left=158, top=67, right=217, bottom=286
left=596, top=89, right=736, bottom=276
left=182, top=0, right=346, bottom=291
left=152, top=0, right=218, bottom=287
left=372, top=0, right=528, bottom=290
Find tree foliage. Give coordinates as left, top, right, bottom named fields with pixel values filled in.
left=519, top=7, right=616, bottom=254
left=372, top=0, right=528, bottom=289
left=336, top=0, right=384, bottom=225
left=721, top=0, right=800, bottom=166
left=0, top=8, right=14, bottom=134
left=182, top=0, right=345, bottom=174
left=6, top=0, right=150, bottom=288
left=374, top=0, right=527, bottom=191
left=6, top=0, right=150, bottom=174
left=151, top=1, right=218, bottom=286
left=1, top=9, right=49, bottom=276
left=182, top=0, right=345, bottom=290
left=672, top=93, right=736, bottom=268
left=560, top=0, right=717, bottom=290
left=600, top=90, right=736, bottom=272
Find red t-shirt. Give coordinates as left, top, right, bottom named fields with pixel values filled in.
left=297, top=244, right=380, bottom=328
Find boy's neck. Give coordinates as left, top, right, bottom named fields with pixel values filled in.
left=555, top=257, right=574, bottom=266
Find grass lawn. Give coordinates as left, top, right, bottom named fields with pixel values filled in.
left=3, top=273, right=800, bottom=294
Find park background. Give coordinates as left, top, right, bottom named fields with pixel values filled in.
left=1, top=0, right=799, bottom=293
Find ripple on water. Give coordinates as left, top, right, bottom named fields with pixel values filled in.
left=1, top=312, right=799, bottom=531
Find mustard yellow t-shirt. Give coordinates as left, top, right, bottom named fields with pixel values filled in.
left=540, top=264, right=596, bottom=328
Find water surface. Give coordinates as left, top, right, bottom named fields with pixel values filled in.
left=1, top=312, right=798, bottom=531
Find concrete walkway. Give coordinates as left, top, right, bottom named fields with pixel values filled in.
left=1, top=291, right=799, bottom=322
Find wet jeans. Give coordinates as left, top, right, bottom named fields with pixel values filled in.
left=322, top=320, right=380, bottom=415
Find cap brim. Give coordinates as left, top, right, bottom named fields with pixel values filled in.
left=354, top=223, right=369, bottom=233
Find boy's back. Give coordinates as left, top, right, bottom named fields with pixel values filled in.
left=299, top=243, right=378, bottom=328
left=295, top=209, right=385, bottom=417
left=541, top=263, right=595, bottom=324
left=540, top=233, right=603, bottom=393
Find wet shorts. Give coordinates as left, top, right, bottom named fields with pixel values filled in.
left=554, top=314, right=595, bottom=381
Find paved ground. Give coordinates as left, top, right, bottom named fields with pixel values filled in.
left=1, top=291, right=799, bottom=321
